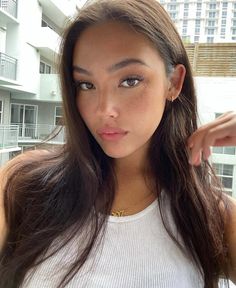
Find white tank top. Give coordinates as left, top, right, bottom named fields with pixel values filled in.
left=22, top=197, right=205, bottom=287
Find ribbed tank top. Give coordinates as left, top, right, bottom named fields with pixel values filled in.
left=21, top=197, right=205, bottom=288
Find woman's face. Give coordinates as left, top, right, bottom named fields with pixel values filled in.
left=73, top=21, right=173, bottom=160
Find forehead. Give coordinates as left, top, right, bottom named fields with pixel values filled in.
left=73, top=21, right=164, bottom=68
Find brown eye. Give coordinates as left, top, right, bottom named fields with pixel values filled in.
left=120, top=76, right=143, bottom=88
left=77, top=82, right=95, bottom=91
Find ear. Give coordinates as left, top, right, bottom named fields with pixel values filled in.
left=167, top=64, right=186, bottom=101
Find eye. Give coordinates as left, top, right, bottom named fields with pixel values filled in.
left=120, top=76, right=143, bottom=88
left=75, top=81, right=95, bottom=91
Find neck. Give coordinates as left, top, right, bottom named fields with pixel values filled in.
left=111, top=149, right=156, bottom=216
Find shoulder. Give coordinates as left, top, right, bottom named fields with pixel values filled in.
left=222, top=194, right=236, bottom=283
left=0, top=149, right=51, bottom=250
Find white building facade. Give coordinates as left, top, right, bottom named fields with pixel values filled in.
left=159, top=0, right=236, bottom=43
left=0, top=0, right=80, bottom=165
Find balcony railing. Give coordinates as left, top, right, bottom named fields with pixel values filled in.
left=0, top=125, right=19, bottom=150
left=0, top=0, right=17, bottom=18
left=11, top=123, right=65, bottom=144
left=0, top=52, right=17, bottom=80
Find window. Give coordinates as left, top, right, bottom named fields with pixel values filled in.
left=0, top=100, right=2, bottom=124
left=167, top=4, right=176, bottom=10
left=220, top=28, right=226, bottom=35
left=183, top=11, right=188, bottom=17
left=213, top=163, right=233, bottom=195
left=206, top=28, right=215, bottom=35
left=208, top=20, right=215, bottom=27
left=213, top=146, right=236, bottom=155
left=196, top=11, right=201, bottom=17
left=209, top=3, right=216, bottom=9
left=169, top=12, right=177, bottom=19
left=184, top=3, right=189, bottom=9
left=222, top=2, right=228, bottom=8
left=207, top=36, right=214, bottom=43
left=40, top=61, right=52, bottom=74
left=232, top=28, right=236, bottom=35
left=195, top=27, right=200, bottom=34
left=182, top=28, right=187, bottom=35
left=222, top=11, right=227, bottom=18
left=221, top=19, right=226, bottom=25
left=209, top=12, right=216, bottom=18
left=197, top=3, right=202, bottom=9
left=54, top=107, right=63, bottom=125
left=194, top=36, right=199, bottom=42
left=195, top=19, right=201, bottom=26
left=233, top=20, right=236, bottom=27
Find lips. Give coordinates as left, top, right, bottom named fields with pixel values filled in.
left=97, top=127, right=128, bottom=141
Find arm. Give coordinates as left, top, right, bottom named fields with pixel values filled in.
left=187, top=111, right=236, bottom=282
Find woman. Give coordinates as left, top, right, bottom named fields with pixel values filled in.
left=0, top=0, right=236, bottom=287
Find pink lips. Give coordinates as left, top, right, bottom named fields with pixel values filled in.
left=97, top=127, right=128, bottom=141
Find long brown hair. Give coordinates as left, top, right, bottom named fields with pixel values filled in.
left=0, top=0, right=230, bottom=287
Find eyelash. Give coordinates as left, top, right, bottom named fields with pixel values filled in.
left=74, top=75, right=144, bottom=91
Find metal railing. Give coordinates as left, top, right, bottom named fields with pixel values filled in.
left=11, top=123, right=65, bottom=144
left=0, top=0, right=17, bottom=18
left=0, top=125, right=19, bottom=150
left=0, top=52, right=17, bottom=80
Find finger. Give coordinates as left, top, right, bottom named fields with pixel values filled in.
left=202, top=121, right=236, bottom=151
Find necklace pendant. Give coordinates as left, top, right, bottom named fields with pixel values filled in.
left=111, top=209, right=125, bottom=217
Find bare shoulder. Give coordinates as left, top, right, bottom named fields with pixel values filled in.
left=0, top=149, right=51, bottom=250
left=222, top=194, right=236, bottom=283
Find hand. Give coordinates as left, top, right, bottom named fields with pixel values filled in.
left=187, top=111, right=236, bottom=166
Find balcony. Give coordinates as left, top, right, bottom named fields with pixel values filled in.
left=0, top=125, right=21, bottom=153
left=40, top=73, right=61, bottom=102
left=30, top=27, right=61, bottom=60
left=11, top=123, right=65, bottom=145
left=0, top=0, right=18, bottom=26
left=0, top=52, right=18, bottom=85
left=38, top=0, right=77, bottom=28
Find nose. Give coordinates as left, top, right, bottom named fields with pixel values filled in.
left=96, top=90, right=119, bottom=119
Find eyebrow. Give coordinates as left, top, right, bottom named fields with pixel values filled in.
left=72, top=58, right=149, bottom=76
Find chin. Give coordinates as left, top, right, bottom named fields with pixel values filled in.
left=101, top=147, right=133, bottom=159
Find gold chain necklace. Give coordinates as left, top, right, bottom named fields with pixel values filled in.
left=111, top=192, right=155, bottom=217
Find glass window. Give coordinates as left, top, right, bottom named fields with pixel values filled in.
left=207, top=36, right=214, bottom=43
left=209, top=12, right=216, bottom=18
left=207, top=28, right=215, bottom=35
left=183, top=11, right=188, bottom=17
left=55, top=106, right=63, bottom=125
left=222, top=2, right=228, bottom=8
left=194, top=36, right=199, bottom=42
left=196, top=11, right=201, bottom=17
left=221, top=19, right=226, bottom=25
left=222, top=11, right=227, bottom=17
left=40, top=61, right=52, bottom=74
left=213, top=163, right=234, bottom=195
left=209, top=3, right=216, bottom=9
left=221, top=28, right=226, bottom=34
left=0, top=100, right=2, bottom=124
left=169, top=12, right=177, bottom=19
left=195, top=27, right=200, bottom=34
left=197, top=3, right=202, bottom=9
left=208, top=20, right=215, bottom=27
left=40, top=62, right=45, bottom=74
